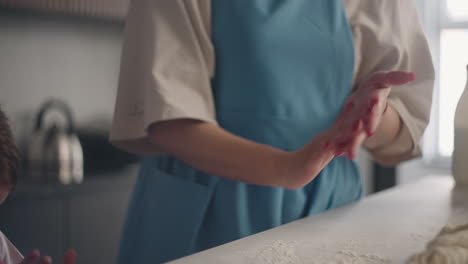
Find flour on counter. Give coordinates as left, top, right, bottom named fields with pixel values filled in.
left=335, top=239, right=360, bottom=250
left=337, top=250, right=390, bottom=264
left=248, top=238, right=392, bottom=264
left=253, top=240, right=300, bottom=264
left=308, top=238, right=391, bottom=264
left=294, top=238, right=391, bottom=264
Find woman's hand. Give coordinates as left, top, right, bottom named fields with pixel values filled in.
left=282, top=132, right=336, bottom=189
left=19, top=249, right=76, bottom=264
left=283, top=71, right=415, bottom=189
left=333, top=71, right=415, bottom=160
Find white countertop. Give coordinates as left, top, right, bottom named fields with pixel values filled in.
left=169, top=176, right=468, bottom=264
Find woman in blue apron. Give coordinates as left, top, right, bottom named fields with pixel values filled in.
left=110, top=0, right=434, bottom=263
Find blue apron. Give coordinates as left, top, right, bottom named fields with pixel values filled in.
left=118, top=0, right=361, bottom=263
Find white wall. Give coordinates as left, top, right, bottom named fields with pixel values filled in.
left=0, top=9, right=123, bottom=147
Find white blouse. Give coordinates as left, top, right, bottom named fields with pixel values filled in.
left=0, top=231, right=23, bottom=264
left=110, top=0, right=435, bottom=164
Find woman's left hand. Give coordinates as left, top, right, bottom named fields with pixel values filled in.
left=331, top=71, right=416, bottom=160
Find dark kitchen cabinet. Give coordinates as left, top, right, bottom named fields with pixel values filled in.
left=0, top=198, right=66, bottom=260
left=0, top=165, right=139, bottom=263
left=68, top=189, right=132, bottom=263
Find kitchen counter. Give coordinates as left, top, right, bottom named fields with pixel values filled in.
left=170, top=176, right=468, bottom=264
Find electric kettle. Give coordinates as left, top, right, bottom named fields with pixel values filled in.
left=26, top=99, right=83, bottom=184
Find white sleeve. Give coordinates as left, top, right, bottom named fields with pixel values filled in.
left=109, top=0, right=215, bottom=155
left=0, top=231, right=23, bottom=264
left=346, top=0, right=435, bottom=164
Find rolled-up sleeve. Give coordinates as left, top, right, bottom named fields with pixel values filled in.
left=346, top=0, right=435, bottom=164
left=110, top=0, right=215, bottom=155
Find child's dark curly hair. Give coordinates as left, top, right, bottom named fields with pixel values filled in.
left=0, top=106, right=19, bottom=189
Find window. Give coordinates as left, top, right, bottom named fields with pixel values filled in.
left=420, top=0, right=468, bottom=168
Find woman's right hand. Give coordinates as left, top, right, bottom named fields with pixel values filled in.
left=282, top=132, right=337, bottom=189
left=283, top=116, right=363, bottom=189
left=147, top=112, right=360, bottom=190
left=282, top=96, right=372, bottom=189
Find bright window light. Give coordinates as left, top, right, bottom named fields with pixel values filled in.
left=439, top=29, right=468, bottom=156
left=447, top=0, right=468, bottom=20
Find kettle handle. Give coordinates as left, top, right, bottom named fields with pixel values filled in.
left=35, top=99, right=75, bottom=134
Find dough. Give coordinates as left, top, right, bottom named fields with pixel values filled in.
left=407, top=223, right=468, bottom=264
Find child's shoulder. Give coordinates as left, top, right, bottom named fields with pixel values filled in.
left=0, top=230, right=23, bottom=264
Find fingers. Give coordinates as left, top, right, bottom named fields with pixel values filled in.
left=328, top=121, right=356, bottom=158
left=40, top=256, right=52, bottom=264
left=364, top=97, right=389, bottom=135
left=367, top=97, right=379, bottom=116
left=21, top=250, right=40, bottom=264
left=347, top=130, right=367, bottom=160
left=364, top=71, right=416, bottom=90
left=330, top=70, right=414, bottom=160
left=384, top=71, right=416, bottom=86
left=329, top=119, right=366, bottom=160
left=341, top=119, right=365, bottom=160
left=335, top=142, right=349, bottom=157
left=364, top=104, right=378, bottom=136
left=62, top=249, right=77, bottom=264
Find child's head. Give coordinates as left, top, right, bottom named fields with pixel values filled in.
left=0, top=106, right=19, bottom=204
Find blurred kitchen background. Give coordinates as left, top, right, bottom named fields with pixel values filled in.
left=0, top=0, right=467, bottom=263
